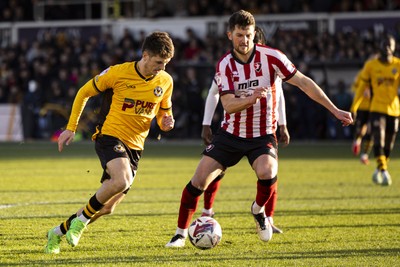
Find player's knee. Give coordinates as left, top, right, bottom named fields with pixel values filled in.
left=256, top=168, right=277, bottom=180
left=110, top=175, right=132, bottom=193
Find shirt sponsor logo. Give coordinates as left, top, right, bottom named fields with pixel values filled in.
left=236, top=79, right=259, bottom=97
left=122, top=98, right=156, bottom=115
left=377, top=77, right=395, bottom=86
left=238, top=79, right=259, bottom=90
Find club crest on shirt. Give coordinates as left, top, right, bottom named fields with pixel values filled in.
left=392, top=68, right=398, bottom=75
left=205, top=144, right=214, bottom=152
left=113, top=144, right=126, bottom=153
left=154, top=86, right=163, bottom=97
left=254, top=62, right=262, bottom=72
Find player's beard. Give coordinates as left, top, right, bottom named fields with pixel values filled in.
left=234, top=43, right=253, bottom=56
left=235, top=47, right=248, bottom=55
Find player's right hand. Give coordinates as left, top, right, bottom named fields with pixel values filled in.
left=336, top=110, right=353, bottom=126
left=252, top=87, right=268, bottom=103
left=58, top=130, right=75, bottom=152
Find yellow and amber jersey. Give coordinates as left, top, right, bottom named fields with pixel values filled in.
left=350, top=71, right=371, bottom=113
left=359, top=57, right=400, bottom=117
left=66, top=61, right=173, bottom=150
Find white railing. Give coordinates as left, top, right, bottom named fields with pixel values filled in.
left=0, top=11, right=398, bottom=46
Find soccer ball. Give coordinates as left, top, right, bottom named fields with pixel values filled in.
left=188, top=216, right=222, bottom=250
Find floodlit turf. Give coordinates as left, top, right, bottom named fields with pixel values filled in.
left=0, top=140, right=399, bottom=266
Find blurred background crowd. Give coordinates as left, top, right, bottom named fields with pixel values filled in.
left=1, top=0, right=400, bottom=21
left=0, top=0, right=399, bottom=141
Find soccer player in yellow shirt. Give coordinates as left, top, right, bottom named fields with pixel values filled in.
left=350, top=71, right=373, bottom=165
left=45, top=31, right=175, bottom=254
left=356, top=34, right=399, bottom=186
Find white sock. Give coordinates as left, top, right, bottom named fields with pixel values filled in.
left=77, top=214, right=90, bottom=225
left=267, top=216, right=274, bottom=225
left=252, top=202, right=265, bottom=214
left=202, top=208, right=213, bottom=216
left=175, top=227, right=188, bottom=238
left=53, top=226, right=64, bottom=236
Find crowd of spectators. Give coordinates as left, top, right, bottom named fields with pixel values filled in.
left=0, top=0, right=399, bottom=141
left=1, top=0, right=400, bottom=22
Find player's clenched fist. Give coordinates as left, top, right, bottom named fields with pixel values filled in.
left=161, top=114, right=175, bottom=131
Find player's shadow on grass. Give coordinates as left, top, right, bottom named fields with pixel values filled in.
left=5, top=247, right=400, bottom=266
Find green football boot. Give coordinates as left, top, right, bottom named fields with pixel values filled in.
left=66, top=218, right=86, bottom=247
left=45, top=228, right=61, bottom=254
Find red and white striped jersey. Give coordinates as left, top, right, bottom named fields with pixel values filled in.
left=215, top=44, right=296, bottom=138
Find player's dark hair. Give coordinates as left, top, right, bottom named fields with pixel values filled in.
left=142, top=31, right=174, bottom=59
left=228, top=10, right=255, bottom=32
left=254, top=26, right=267, bottom=45
left=378, top=33, right=395, bottom=58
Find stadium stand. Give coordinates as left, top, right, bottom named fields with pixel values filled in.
left=0, top=0, right=399, bottom=140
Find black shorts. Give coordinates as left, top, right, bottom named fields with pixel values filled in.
left=203, top=129, right=277, bottom=168
left=355, top=110, right=370, bottom=126
left=370, top=112, right=399, bottom=157
left=94, top=134, right=142, bottom=193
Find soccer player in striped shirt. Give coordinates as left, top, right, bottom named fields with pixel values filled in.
left=45, top=31, right=175, bottom=254
left=200, top=26, right=289, bottom=234
left=166, top=10, right=352, bottom=248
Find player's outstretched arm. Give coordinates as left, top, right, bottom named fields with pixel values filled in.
left=287, top=71, right=353, bottom=126
left=58, top=80, right=100, bottom=152
left=58, top=130, right=75, bottom=152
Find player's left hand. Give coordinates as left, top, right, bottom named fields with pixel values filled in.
left=278, top=126, right=290, bottom=147
left=336, top=110, right=353, bottom=126
left=161, top=114, right=174, bottom=131
left=58, top=129, right=75, bottom=152
left=201, top=125, right=213, bottom=146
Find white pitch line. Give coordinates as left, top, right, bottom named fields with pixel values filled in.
left=0, top=202, right=50, bottom=210
left=0, top=204, right=18, bottom=209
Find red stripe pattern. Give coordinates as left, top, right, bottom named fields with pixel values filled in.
left=215, top=44, right=296, bottom=138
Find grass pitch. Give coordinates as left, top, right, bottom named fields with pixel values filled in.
left=0, top=140, right=399, bottom=266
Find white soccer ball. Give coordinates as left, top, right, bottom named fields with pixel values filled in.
left=188, top=216, right=222, bottom=250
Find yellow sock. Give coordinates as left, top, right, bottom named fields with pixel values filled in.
left=376, top=155, right=387, bottom=170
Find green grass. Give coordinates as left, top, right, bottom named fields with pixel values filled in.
left=0, top=140, right=399, bottom=266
